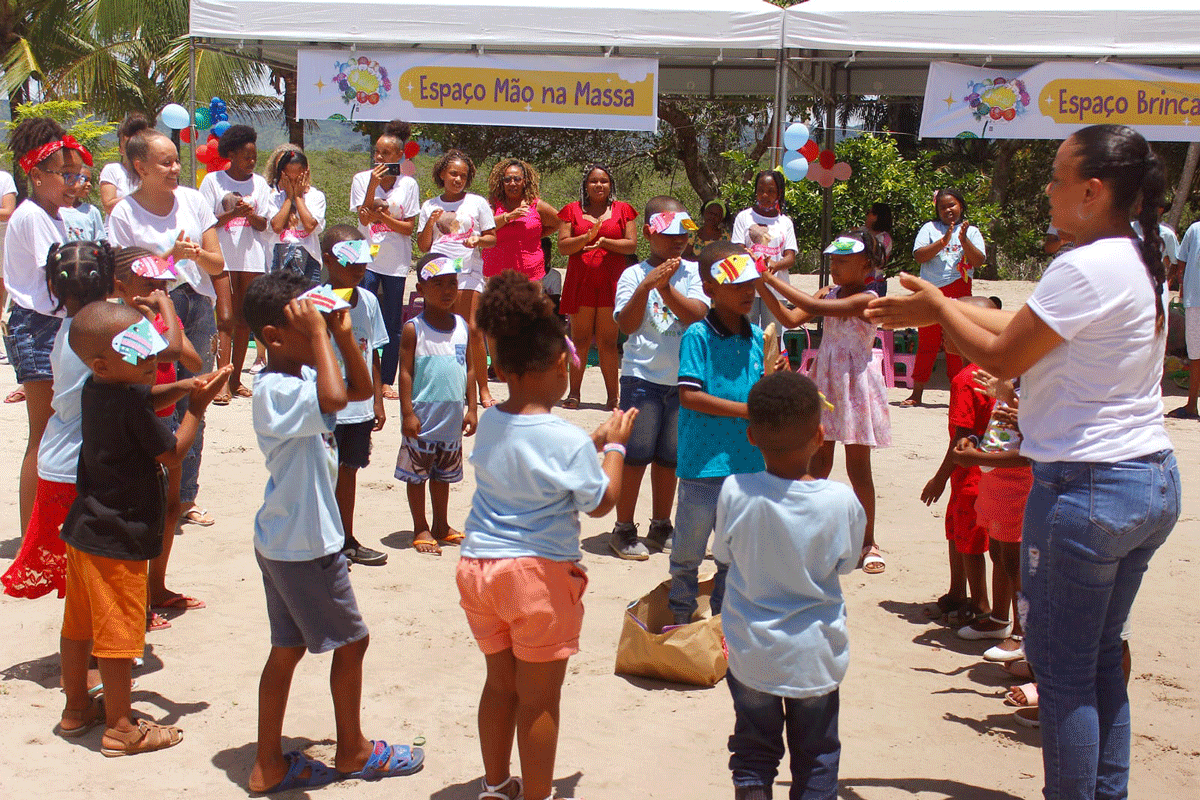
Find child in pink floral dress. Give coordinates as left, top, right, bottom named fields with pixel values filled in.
left=757, top=229, right=892, bottom=573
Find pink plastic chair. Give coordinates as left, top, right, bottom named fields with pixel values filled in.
left=402, top=290, right=424, bottom=324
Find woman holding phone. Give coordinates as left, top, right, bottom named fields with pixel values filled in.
left=903, top=188, right=986, bottom=406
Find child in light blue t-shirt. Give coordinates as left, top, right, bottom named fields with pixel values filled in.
left=713, top=370, right=865, bottom=800
left=609, top=195, right=709, bottom=560
left=1170, top=219, right=1200, bottom=418
left=459, top=270, right=634, bottom=800
left=245, top=270, right=423, bottom=793
left=321, top=225, right=391, bottom=566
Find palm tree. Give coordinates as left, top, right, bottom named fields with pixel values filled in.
left=2, top=0, right=276, bottom=125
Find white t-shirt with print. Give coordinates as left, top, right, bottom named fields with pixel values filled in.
left=98, top=162, right=138, bottom=202
left=418, top=193, right=496, bottom=278
left=107, top=188, right=219, bottom=300
left=1021, top=237, right=1172, bottom=464
left=334, top=288, right=389, bottom=425
left=199, top=171, right=272, bottom=273
left=3, top=200, right=70, bottom=316
left=614, top=259, right=709, bottom=386
left=268, top=186, right=327, bottom=263
left=349, top=170, right=419, bottom=278
left=731, top=208, right=797, bottom=269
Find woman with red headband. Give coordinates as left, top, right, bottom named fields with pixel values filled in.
left=2, top=117, right=94, bottom=538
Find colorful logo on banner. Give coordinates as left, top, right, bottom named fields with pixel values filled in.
left=923, top=61, right=1200, bottom=142
left=332, top=57, right=393, bottom=117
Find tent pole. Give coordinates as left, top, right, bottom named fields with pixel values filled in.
left=772, top=47, right=787, bottom=164
left=820, top=64, right=835, bottom=289
left=189, top=39, right=198, bottom=188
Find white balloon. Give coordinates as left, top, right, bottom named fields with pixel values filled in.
left=783, top=122, right=810, bottom=151
left=161, top=103, right=190, bottom=130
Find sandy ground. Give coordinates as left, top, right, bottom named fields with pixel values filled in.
left=0, top=277, right=1197, bottom=799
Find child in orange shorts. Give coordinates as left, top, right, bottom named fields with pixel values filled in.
left=56, top=300, right=229, bottom=754
left=457, top=272, right=635, bottom=800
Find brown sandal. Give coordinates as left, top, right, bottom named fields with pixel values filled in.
left=561, top=395, right=580, bottom=410
left=56, top=697, right=105, bottom=738
left=101, top=718, right=184, bottom=757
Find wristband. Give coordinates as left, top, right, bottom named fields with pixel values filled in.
left=602, top=443, right=626, bottom=457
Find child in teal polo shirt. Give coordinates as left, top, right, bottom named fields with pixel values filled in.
left=670, top=241, right=769, bottom=626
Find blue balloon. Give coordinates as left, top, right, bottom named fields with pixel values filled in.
left=783, top=122, right=810, bottom=152
left=160, top=103, right=190, bottom=130
left=211, top=120, right=232, bottom=136
left=215, top=111, right=229, bottom=122
left=782, top=154, right=809, bottom=182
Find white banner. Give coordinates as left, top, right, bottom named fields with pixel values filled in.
left=297, top=50, right=658, bottom=132
left=921, top=61, right=1200, bottom=142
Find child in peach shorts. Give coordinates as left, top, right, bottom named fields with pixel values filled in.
left=457, top=271, right=635, bottom=800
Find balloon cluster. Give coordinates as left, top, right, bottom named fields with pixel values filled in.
left=396, top=140, right=421, bottom=177
left=779, top=122, right=853, bottom=188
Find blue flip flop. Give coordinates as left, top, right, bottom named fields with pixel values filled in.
left=342, top=739, right=425, bottom=780
left=257, top=751, right=339, bottom=794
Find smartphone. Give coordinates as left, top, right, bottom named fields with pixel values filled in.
left=385, top=162, right=402, bottom=176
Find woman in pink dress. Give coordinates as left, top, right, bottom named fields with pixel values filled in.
left=556, top=164, right=638, bottom=409
left=483, top=159, right=560, bottom=283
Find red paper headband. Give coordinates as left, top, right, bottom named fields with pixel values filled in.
left=19, top=135, right=94, bottom=174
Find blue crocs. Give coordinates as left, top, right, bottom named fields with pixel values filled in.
left=257, top=751, right=338, bottom=794
left=343, top=739, right=425, bottom=780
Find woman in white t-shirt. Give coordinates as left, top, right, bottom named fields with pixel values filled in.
left=730, top=169, right=797, bottom=334
left=417, top=149, right=496, bottom=406
left=107, top=130, right=224, bottom=527
left=199, top=125, right=271, bottom=400
left=0, top=168, right=20, bottom=326
left=350, top=123, right=420, bottom=399
left=98, top=112, right=150, bottom=214
left=868, top=125, right=1179, bottom=800
left=2, top=116, right=94, bottom=537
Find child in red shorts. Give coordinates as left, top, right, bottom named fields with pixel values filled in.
left=921, top=296, right=1000, bottom=626
left=2, top=242, right=114, bottom=600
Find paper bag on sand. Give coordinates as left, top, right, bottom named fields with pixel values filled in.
left=614, top=577, right=727, bottom=687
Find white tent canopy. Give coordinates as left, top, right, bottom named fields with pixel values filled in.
left=785, top=1, right=1200, bottom=97
left=189, top=0, right=786, bottom=97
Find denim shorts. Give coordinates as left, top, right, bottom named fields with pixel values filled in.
left=619, top=376, right=679, bottom=468
left=256, top=550, right=369, bottom=654
left=3, top=305, right=62, bottom=383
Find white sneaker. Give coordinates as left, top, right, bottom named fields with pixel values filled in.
left=957, top=616, right=1013, bottom=640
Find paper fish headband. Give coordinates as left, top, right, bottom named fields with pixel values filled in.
left=299, top=285, right=351, bottom=313
left=419, top=256, right=465, bottom=281
left=823, top=236, right=865, bottom=255
left=130, top=255, right=177, bottom=281
left=648, top=211, right=698, bottom=236
left=111, top=317, right=169, bottom=365
left=331, top=239, right=377, bottom=266
left=710, top=253, right=760, bottom=285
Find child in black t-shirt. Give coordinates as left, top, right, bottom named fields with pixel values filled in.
left=56, top=300, right=230, bottom=755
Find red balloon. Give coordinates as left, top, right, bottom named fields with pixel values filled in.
left=214, top=159, right=231, bottom=172
left=195, top=144, right=210, bottom=161
left=404, top=140, right=420, bottom=159
left=207, top=134, right=219, bottom=145
left=818, top=149, right=836, bottom=170
left=180, top=127, right=193, bottom=144
left=799, top=140, right=819, bottom=162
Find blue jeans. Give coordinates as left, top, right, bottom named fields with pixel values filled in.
left=727, top=674, right=841, bottom=800
left=361, top=270, right=406, bottom=386
left=618, top=376, right=678, bottom=468
left=1021, top=451, right=1180, bottom=800
left=669, top=476, right=727, bottom=618
left=170, top=286, right=217, bottom=506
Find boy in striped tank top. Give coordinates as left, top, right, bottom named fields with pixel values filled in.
left=397, top=252, right=477, bottom=555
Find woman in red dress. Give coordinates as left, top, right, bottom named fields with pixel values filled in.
left=556, top=164, right=637, bottom=409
